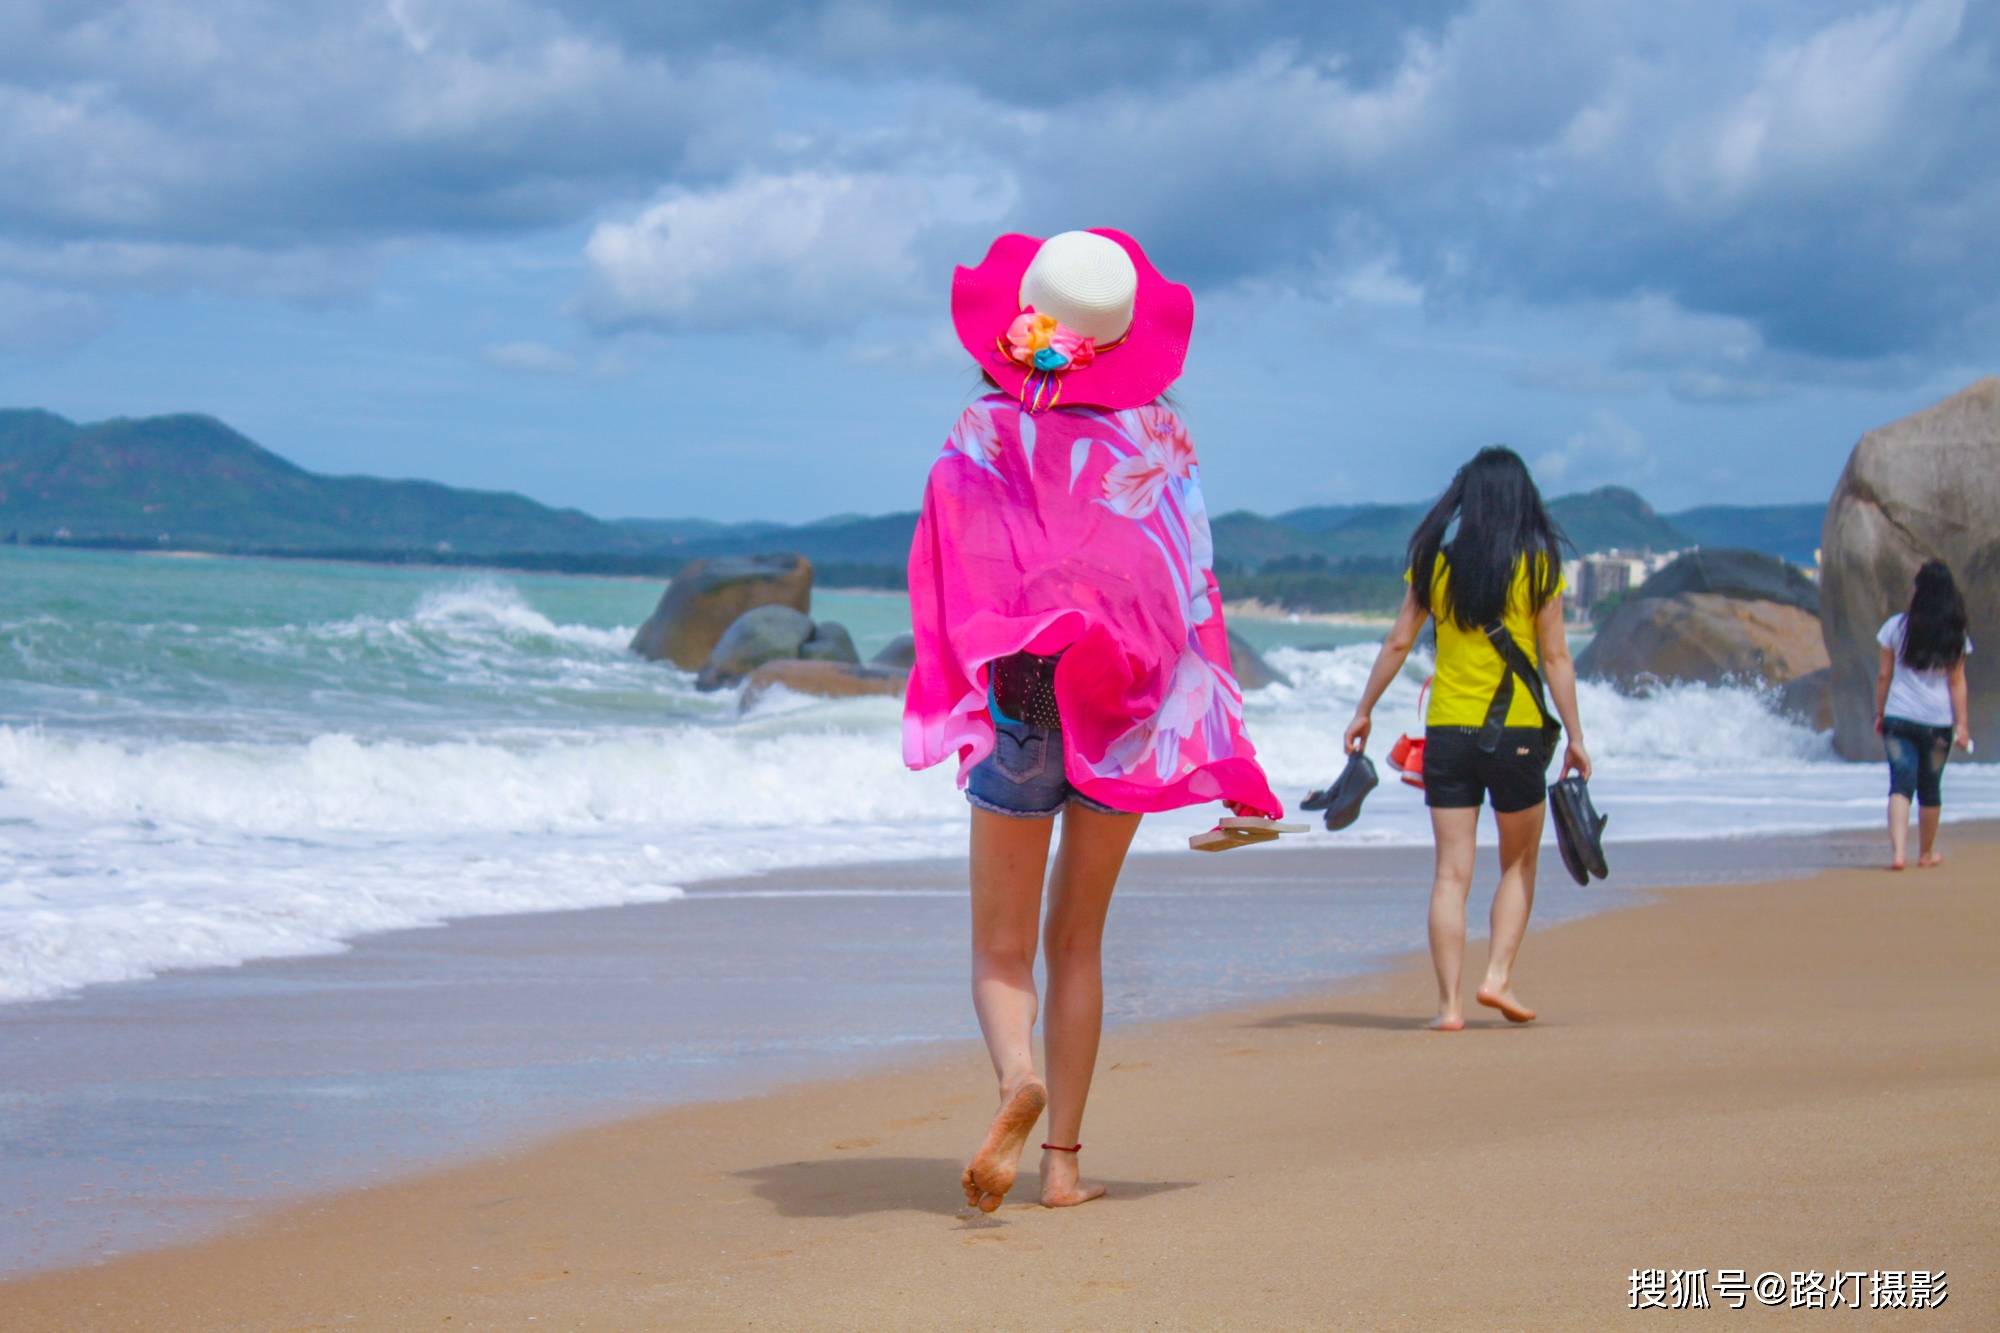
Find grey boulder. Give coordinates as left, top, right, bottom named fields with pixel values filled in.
left=630, top=554, right=813, bottom=670
left=1821, top=377, right=1998, bottom=759
left=1637, top=547, right=1820, bottom=617
left=696, top=605, right=815, bottom=690
left=870, top=634, right=918, bottom=671
left=1227, top=628, right=1291, bottom=690
left=798, top=620, right=860, bottom=665
left=1578, top=592, right=1828, bottom=691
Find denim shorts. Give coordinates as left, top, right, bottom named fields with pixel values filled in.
left=965, top=717, right=1122, bottom=818
left=1884, top=715, right=1953, bottom=807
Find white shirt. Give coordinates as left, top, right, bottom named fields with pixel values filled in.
left=1878, top=614, right=1971, bottom=728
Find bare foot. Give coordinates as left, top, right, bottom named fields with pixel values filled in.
left=1919, top=852, right=1944, bottom=868
left=1038, top=1149, right=1105, bottom=1208
left=961, top=1076, right=1046, bottom=1213
left=1427, top=1012, right=1464, bottom=1031
left=1888, top=858, right=1906, bottom=871
left=1475, top=985, right=1537, bottom=1024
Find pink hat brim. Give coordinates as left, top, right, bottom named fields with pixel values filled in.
left=951, top=229, right=1193, bottom=411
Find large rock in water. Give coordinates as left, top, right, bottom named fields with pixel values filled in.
left=696, top=605, right=814, bottom=690
left=1226, top=628, right=1290, bottom=690
left=629, top=555, right=813, bottom=669
left=1636, top=547, right=1820, bottom=616
left=1822, top=378, right=2000, bottom=760
left=1579, top=592, right=1829, bottom=691
left=739, top=660, right=908, bottom=709
left=1777, top=667, right=1835, bottom=733
left=870, top=633, right=917, bottom=671
left=798, top=620, right=860, bottom=665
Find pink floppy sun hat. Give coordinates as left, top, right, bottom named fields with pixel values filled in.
left=951, top=228, right=1193, bottom=413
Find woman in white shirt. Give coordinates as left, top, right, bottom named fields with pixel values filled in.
left=1873, top=560, right=1973, bottom=870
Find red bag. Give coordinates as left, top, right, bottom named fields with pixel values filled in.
left=1385, top=678, right=1431, bottom=789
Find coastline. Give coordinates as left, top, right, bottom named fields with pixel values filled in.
left=7, top=820, right=1992, bottom=1320
left=1222, top=597, right=1395, bottom=626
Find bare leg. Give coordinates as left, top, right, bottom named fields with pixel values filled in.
left=1476, top=801, right=1545, bottom=1023
left=963, top=808, right=1054, bottom=1212
left=1887, top=794, right=1910, bottom=870
left=1039, top=802, right=1141, bottom=1207
left=1917, top=805, right=1943, bottom=866
left=1427, top=807, right=1479, bottom=1030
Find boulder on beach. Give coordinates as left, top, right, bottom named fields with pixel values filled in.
left=1579, top=591, right=1828, bottom=692
left=1821, top=377, right=1999, bottom=760
left=696, top=605, right=814, bottom=690
left=1636, top=547, right=1820, bottom=617
left=870, top=633, right=917, bottom=671
left=739, top=659, right=909, bottom=709
left=1777, top=667, right=1835, bottom=733
left=629, top=554, right=813, bottom=669
left=798, top=620, right=860, bottom=665
left=1227, top=629, right=1290, bottom=690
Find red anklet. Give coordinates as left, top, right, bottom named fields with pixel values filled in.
left=1041, top=1142, right=1082, bottom=1153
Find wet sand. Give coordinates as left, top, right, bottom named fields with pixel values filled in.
left=3, top=826, right=1994, bottom=1328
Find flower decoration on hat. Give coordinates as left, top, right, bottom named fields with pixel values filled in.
left=1000, top=309, right=1106, bottom=412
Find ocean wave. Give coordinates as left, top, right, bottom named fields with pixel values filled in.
left=8, top=578, right=1998, bottom=1008
left=0, top=716, right=953, bottom=836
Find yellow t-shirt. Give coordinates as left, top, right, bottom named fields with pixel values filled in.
left=1408, top=553, right=1564, bottom=728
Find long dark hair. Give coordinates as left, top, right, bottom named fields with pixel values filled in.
left=1406, top=446, right=1568, bottom=631
left=1900, top=559, right=1969, bottom=672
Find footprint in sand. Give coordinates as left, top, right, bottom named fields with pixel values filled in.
left=885, top=1110, right=949, bottom=1130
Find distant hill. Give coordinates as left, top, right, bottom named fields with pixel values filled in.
left=0, top=410, right=638, bottom=555
left=610, top=516, right=788, bottom=546
left=1664, top=504, right=1825, bottom=565
left=1, top=407, right=1826, bottom=582
left=1550, top=486, right=1689, bottom=554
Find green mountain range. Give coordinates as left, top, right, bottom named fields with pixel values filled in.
left=0, top=410, right=637, bottom=555
left=3, top=410, right=1826, bottom=585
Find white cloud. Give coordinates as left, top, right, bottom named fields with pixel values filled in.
left=0, top=239, right=370, bottom=303
left=580, top=166, right=1012, bottom=332
left=1336, top=257, right=1424, bottom=307
left=0, top=280, right=108, bottom=352
left=1661, top=0, right=1967, bottom=211
left=481, top=339, right=578, bottom=374
left=1535, top=409, right=1654, bottom=489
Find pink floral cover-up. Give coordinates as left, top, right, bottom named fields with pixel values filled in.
left=903, top=395, right=1282, bottom=818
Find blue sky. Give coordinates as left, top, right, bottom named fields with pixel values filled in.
left=1, top=0, right=1994, bottom=521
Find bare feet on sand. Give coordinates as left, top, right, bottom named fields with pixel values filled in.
left=961, top=1075, right=1046, bottom=1213
left=1475, top=985, right=1537, bottom=1024
left=1428, top=1012, right=1464, bottom=1031
left=1039, top=1149, right=1105, bottom=1208
left=1919, top=852, right=1944, bottom=868
left=1889, top=858, right=1906, bottom=871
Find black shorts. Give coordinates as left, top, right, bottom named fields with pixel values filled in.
left=1423, top=726, right=1552, bottom=814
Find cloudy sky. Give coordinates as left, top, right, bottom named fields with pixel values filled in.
left=2, top=0, right=1995, bottom=521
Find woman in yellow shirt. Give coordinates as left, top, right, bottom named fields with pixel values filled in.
left=1344, top=447, right=1591, bottom=1030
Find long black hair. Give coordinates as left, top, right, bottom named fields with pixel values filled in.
left=1900, top=559, right=1969, bottom=672
left=1406, top=445, right=1569, bottom=631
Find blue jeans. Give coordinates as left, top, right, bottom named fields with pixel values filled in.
left=1884, top=716, right=1952, bottom=807
left=965, top=694, right=1121, bottom=819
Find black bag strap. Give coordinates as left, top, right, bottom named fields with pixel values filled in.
left=1478, top=623, right=1560, bottom=753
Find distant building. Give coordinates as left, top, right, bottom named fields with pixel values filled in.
left=1565, top=547, right=1689, bottom=617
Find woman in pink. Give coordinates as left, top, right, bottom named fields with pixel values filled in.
left=905, top=230, right=1283, bottom=1211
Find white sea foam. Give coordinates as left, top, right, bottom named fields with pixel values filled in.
left=5, top=566, right=1996, bottom=1006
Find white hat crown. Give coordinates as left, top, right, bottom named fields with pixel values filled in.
left=1017, top=231, right=1137, bottom=344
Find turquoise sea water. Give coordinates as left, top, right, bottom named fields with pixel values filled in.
left=4, top=544, right=1995, bottom=1005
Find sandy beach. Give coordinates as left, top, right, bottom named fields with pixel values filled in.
left=3, top=825, right=1993, bottom=1329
